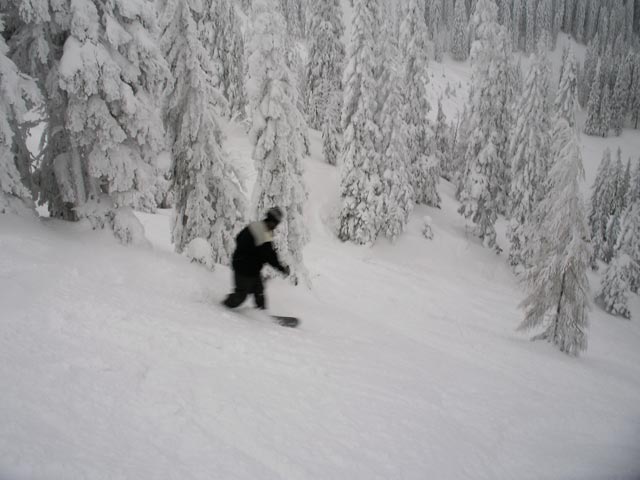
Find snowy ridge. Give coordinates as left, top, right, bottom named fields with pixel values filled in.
left=2, top=120, right=639, bottom=478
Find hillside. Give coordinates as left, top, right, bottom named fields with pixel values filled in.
left=2, top=103, right=640, bottom=478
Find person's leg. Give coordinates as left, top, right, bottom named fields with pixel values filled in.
left=223, top=272, right=250, bottom=308
left=253, top=275, right=266, bottom=310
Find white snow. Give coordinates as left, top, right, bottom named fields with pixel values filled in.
left=2, top=33, right=640, bottom=480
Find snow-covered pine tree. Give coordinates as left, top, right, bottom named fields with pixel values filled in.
left=596, top=7, right=609, bottom=53
left=611, top=55, right=632, bottom=136
left=624, top=0, right=635, bottom=43
left=0, top=17, right=40, bottom=215
left=618, top=157, right=632, bottom=212
left=377, top=42, right=414, bottom=241
left=11, top=0, right=170, bottom=242
left=305, top=0, right=346, bottom=130
left=627, top=159, right=640, bottom=206
left=435, top=98, right=450, bottom=175
left=599, top=83, right=612, bottom=137
left=536, top=0, right=552, bottom=46
left=444, top=0, right=455, bottom=32
left=507, top=49, right=551, bottom=269
left=451, top=106, right=471, bottom=186
left=600, top=200, right=640, bottom=315
left=584, top=60, right=602, bottom=136
left=322, top=89, right=342, bottom=166
left=400, top=0, right=441, bottom=208
left=518, top=118, right=591, bottom=356
left=240, top=0, right=252, bottom=14
left=563, top=0, right=576, bottom=33
left=580, top=36, right=598, bottom=107
left=160, top=0, right=246, bottom=261
left=599, top=253, right=632, bottom=319
left=618, top=202, right=640, bottom=293
left=337, top=0, right=382, bottom=245
left=629, top=53, right=640, bottom=129
left=588, top=148, right=615, bottom=266
left=451, top=0, right=470, bottom=61
left=248, top=0, right=309, bottom=279
left=206, top=0, right=247, bottom=118
left=512, top=0, right=523, bottom=50
left=585, top=0, right=599, bottom=43
left=574, top=0, right=586, bottom=42
left=554, top=47, right=579, bottom=128
left=524, top=0, right=536, bottom=52
left=279, top=0, right=307, bottom=38
left=553, top=0, right=565, bottom=43
left=458, top=0, right=514, bottom=248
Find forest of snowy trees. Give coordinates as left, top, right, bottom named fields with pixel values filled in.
left=2, top=0, right=640, bottom=356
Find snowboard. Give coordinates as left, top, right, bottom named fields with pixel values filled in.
left=222, top=302, right=300, bottom=328
left=271, top=315, right=300, bottom=328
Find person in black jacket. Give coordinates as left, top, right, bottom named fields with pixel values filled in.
left=223, top=207, right=290, bottom=310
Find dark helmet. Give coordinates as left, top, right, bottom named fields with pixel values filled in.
left=265, top=206, right=284, bottom=226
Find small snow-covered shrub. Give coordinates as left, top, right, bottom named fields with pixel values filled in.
left=109, top=208, right=149, bottom=247
left=422, top=216, right=434, bottom=240
left=186, top=238, right=214, bottom=270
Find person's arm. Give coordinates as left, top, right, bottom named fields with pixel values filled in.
left=264, top=243, right=289, bottom=275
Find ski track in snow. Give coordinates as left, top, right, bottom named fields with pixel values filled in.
left=3, top=49, right=640, bottom=480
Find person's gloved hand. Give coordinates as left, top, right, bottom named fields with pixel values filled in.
left=282, top=265, right=291, bottom=277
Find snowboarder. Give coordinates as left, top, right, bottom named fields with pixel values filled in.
left=223, top=207, right=290, bottom=310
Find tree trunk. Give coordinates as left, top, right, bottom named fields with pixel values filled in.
left=553, top=270, right=567, bottom=343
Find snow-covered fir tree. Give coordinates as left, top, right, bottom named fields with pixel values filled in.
left=511, top=0, right=523, bottom=50
left=451, top=0, right=470, bottom=61
left=588, top=148, right=615, bottom=266
left=563, top=0, right=575, bottom=33
left=600, top=200, right=640, bottom=316
left=628, top=159, right=640, bottom=206
left=458, top=0, right=514, bottom=248
left=599, top=83, right=612, bottom=137
left=629, top=53, right=640, bottom=129
left=599, top=253, right=632, bottom=319
left=337, top=0, right=382, bottom=245
left=8, top=0, right=170, bottom=243
left=580, top=36, right=598, bottom=107
left=524, top=0, right=536, bottom=52
left=205, top=0, right=247, bottom=118
left=435, top=98, right=451, bottom=175
left=553, top=47, right=579, bottom=128
left=585, top=0, right=598, bottom=42
left=279, top=0, right=307, bottom=38
left=305, top=0, right=346, bottom=130
left=584, top=60, right=602, bottom=136
left=160, top=0, right=246, bottom=261
left=377, top=43, right=414, bottom=241
left=322, top=89, right=342, bottom=166
left=240, top=0, right=252, bottom=14
left=248, top=0, right=309, bottom=279
left=553, top=0, right=565, bottom=46
left=536, top=0, right=552, bottom=46
left=0, top=18, right=40, bottom=215
left=611, top=56, right=632, bottom=136
left=400, top=0, right=441, bottom=208
left=518, top=118, right=591, bottom=356
left=617, top=202, right=640, bottom=293
left=507, top=49, right=551, bottom=269
left=574, top=0, right=586, bottom=42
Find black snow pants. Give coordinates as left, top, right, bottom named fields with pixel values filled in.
left=223, top=272, right=266, bottom=310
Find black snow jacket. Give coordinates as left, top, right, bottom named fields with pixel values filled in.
left=232, top=221, right=287, bottom=277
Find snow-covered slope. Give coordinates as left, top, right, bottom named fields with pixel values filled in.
left=2, top=115, right=640, bottom=478
left=3, top=27, right=640, bottom=478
